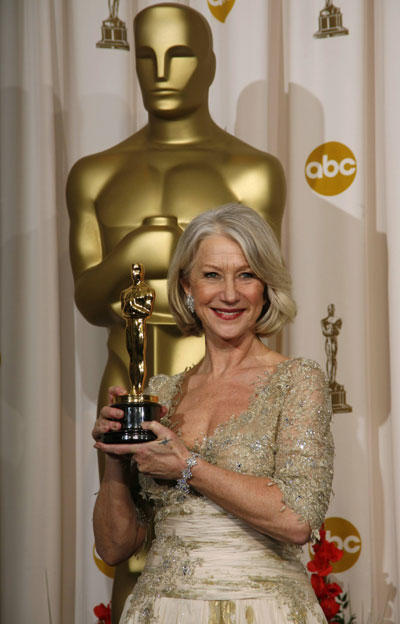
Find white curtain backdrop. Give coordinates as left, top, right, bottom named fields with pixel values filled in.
left=1, top=1, right=399, bottom=622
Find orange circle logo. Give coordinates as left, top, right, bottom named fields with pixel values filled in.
left=309, top=517, right=361, bottom=573
left=207, top=0, right=236, bottom=23
left=305, top=142, right=357, bottom=196
left=93, top=544, right=115, bottom=579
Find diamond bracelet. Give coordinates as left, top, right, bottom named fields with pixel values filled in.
left=175, top=452, right=200, bottom=494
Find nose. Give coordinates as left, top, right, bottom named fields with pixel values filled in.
left=221, top=277, right=239, bottom=303
left=154, top=51, right=168, bottom=81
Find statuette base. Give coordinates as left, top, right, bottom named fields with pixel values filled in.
left=101, top=395, right=162, bottom=444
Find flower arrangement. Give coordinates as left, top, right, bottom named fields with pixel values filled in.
left=94, top=602, right=111, bottom=624
left=307, top=525, right=356, bottom=623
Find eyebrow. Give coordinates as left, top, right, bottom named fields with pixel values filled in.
left=201, top=263, right=253, bottom=271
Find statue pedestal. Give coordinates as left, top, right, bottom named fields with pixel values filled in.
left=314, top=3, right=349, bottom=39
left=330, top=382, right=352, bottom=413
left=96, top=17, right=130, bottom=50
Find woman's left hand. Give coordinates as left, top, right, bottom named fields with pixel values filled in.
left=94, top=421, right=191, bottom=480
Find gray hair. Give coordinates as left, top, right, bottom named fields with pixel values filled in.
left=167, top=203, right=297, bottom=337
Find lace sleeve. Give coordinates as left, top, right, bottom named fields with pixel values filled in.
left=272, top=359, right=334, bottom=540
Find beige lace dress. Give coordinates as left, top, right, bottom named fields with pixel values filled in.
left=120, top=358, right=334, bottom=624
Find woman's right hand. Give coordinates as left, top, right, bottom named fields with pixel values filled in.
left=92, top=385, right=127, bottom=442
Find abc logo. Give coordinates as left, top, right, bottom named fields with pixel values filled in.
left=207, top=0, right=235, bottom=22
left=305, top=142, right=357, bottom=196
left=309, top=517, right=361, bottom=572
left=93, top=544, right=115, bottom=579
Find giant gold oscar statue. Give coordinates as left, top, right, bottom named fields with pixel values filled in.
left=66, top=4, right=286, bottom=621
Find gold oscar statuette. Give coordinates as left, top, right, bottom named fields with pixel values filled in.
left=101, top=264, right=162, bottom=443
left=321, top=303, right=352, bottom=413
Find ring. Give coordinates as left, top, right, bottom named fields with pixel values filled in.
left=158, top=437, right=170, bottom=446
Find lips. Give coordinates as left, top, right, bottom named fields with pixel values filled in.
left=212, top=308, right=245, bottom=320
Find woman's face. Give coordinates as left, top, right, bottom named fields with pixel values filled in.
left=182, top=234, right=266, bottom=343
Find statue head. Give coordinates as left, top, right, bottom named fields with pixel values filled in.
left=131, top=263, right=144, bottom=285
left=134, top=3, right=216, bottom=118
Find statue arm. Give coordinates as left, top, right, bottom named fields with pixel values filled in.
left=256, top=156, right=286, bottom=243
left=66, top=159, right=142, bottom=326
left=235, top=153, right=286, bottom=242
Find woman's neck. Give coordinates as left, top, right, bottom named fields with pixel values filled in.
left=197, top=333, right=270, bottom=378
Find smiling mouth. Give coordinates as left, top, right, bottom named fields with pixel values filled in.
left=212, top=308, right=245, bottom=320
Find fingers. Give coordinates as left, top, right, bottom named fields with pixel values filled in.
left=94, top=421, right=175, bottom=457
left=94, top=422, right=189, bottom=481
left=107, top=385, right=128, bottom=404
left=94, top=441, right=135, bottom=456
left=160, top=405, right=168, bottom=418
left=140, top=420, right=172, bottom=439
left=92, top=405, right=125, bottom=441
left=100, top=405, right=125, bottom=420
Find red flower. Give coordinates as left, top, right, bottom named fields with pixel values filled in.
left=307, top=529, right=343, bottom=577
left=320, top=596, right=341, bottom=620
left=307, top=552, right=333, bottom=577
left=325, top=581, right=342, bottom=598
left=317, top=539, right=343, bottom=563
left=94, top=602, right=111, bottom=624
left=307, top=524, right=350, bottom=623
left=310, top=573, right=328, bottom=598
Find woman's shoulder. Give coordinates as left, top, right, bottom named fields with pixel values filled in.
left=147, top=370, right=188, bottom=405
left=147, top=372, right=181, bottom=393
left=269, top=356, right=328, bottom=386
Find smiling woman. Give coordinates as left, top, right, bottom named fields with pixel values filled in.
left=92, top=204, right=334, bottom=624
left=180, top=234, right=266, bottom=343
left=168, top=203, right=296, bottom=338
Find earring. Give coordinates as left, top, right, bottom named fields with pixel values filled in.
left=185, top=294, right=195, bottom=314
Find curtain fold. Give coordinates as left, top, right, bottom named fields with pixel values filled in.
left=1, top=1, right=64, bottom=622
left=374, top=1, right=400, bottom=613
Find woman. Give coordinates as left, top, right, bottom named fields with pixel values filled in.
left=93, top=204, right=334, bottom=624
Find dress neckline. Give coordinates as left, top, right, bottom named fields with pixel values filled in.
left=161, top=357, right=296, bottom=450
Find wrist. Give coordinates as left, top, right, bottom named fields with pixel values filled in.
left=175, top=452, right=200, bottom=494
left=103, top=453, right=132, bottom=477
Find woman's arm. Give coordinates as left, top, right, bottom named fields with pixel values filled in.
left=111, top=426, right=311, bottom=545
left=180, top=459, right=311, bottom=545
left=93, top=455, right=146, bottom=566
left=92, top=386, right=148, bottom=566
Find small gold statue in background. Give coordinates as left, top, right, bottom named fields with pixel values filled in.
left=96, top=0, right=129, bottom=50
left=321, top=304, right=352, bottom=413
left=313, top=0, right=349, bottom=39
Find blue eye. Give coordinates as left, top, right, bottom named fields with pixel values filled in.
left=240, top=272, right=255, bottom=279
left=204, top=272, right=218, bottom=279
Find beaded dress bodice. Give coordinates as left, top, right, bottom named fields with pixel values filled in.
left=123, top=358, right=333, bottom=624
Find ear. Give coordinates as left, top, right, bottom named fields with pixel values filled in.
left=263, top=285, right=271, bottom=309
left=180, top=277, right=190, bottom=296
